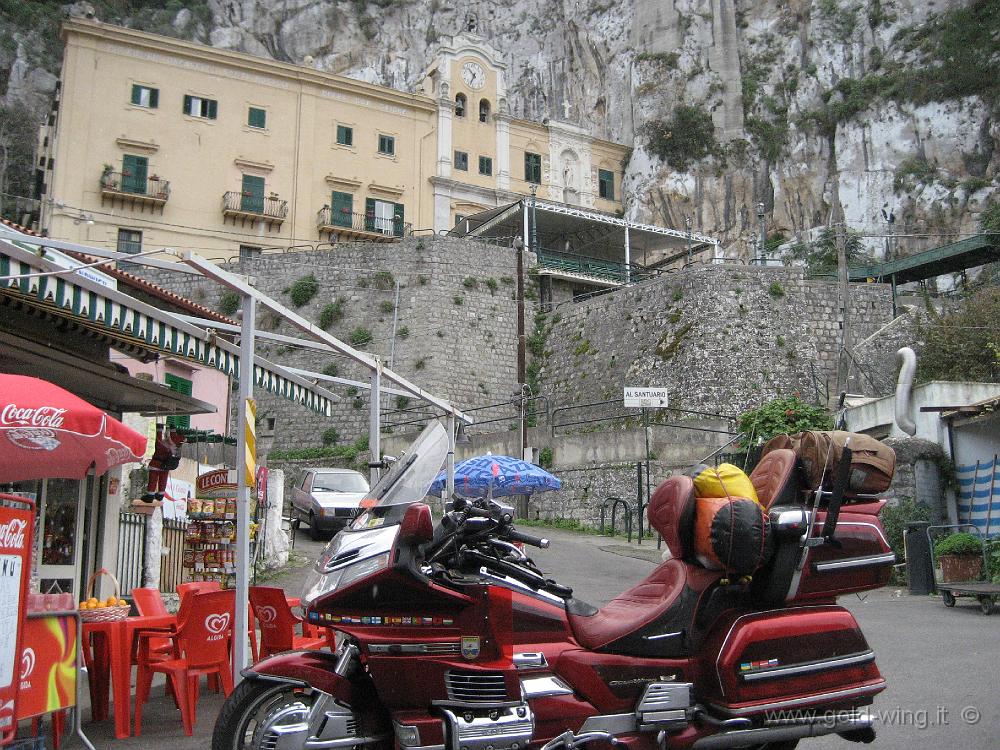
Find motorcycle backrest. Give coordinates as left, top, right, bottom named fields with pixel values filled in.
left=748, top=449, right=799, bottom=509
left=648, top=475, right=696, bottom=559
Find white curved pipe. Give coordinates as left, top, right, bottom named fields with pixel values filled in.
left=895, top=347, right=917, bottom=436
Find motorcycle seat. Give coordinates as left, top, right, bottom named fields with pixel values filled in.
left=749, top=448, right=800, bottom=508
left=567, top=476, right=721, bottom=656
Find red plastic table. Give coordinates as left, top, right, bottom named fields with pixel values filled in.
left=82, top=614, right=174, bottom=738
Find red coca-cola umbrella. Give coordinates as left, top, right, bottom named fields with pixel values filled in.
left=0, top=374, right=148, bottom=482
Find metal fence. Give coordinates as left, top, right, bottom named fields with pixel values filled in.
left=160, top=518, right=188, bottom=592
left=116, top=511, right=147, bottom=592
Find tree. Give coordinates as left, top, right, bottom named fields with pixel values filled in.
left=0, top=103, right=42, bottom=222
left=783, top=227, right=876, bottom=275
left=917, top=286, right=1000, bottom=383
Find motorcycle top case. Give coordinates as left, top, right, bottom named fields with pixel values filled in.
left=700, top=605, right=885, bottom=718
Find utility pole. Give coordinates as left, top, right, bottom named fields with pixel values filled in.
left=835, top=206, right=851, bottom=396
left=756, top=201, right=766, bottom=264
left=514, top=234, right=526, bottom=452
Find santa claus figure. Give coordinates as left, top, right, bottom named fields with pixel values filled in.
left=142, top=424, right=185, bottom=502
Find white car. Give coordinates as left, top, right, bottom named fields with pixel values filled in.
left=291, top=467, right=370, bottom=540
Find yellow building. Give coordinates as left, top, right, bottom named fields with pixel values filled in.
left=39, top=20, right=629, bottom=260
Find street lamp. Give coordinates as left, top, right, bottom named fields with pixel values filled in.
left=685, top=216, right=693, bottom=264
left=756, top=201, right=766, bottom=264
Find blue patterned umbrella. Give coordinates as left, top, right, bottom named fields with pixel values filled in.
left=429, top=454, right=561, bottom=498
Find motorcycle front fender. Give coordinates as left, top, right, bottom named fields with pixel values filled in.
left=244, top=649, right=357, bottom=704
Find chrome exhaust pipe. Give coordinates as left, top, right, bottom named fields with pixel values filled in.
left=691, top=714, right=874, bottom=749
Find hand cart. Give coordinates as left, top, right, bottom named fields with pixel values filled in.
left=927, top=524, right=999, bottom=615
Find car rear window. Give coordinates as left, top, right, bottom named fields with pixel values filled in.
left=312, top=473, right=369, bottom=493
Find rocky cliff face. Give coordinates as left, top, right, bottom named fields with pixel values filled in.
left=2, top=0, right=997, bottom=260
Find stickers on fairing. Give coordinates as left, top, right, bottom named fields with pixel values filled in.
left=461, top=636, right=481, bottom=660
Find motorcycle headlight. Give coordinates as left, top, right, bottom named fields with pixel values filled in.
left=301, top=551, right=391, bottom=606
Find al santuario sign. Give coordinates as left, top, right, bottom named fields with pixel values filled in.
left=197, top=468, right=238, bottom=497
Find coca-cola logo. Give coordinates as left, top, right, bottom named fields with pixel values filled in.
left=0, top=518, right=27, bottom=549
left=105, top=446, right=135, bottom=465
left=0, top=404, right=67, bottom=428
left=6, top=428, right=61, bottom=451
left=20, top=648, right=35, bottom=680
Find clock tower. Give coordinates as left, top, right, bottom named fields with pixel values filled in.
left=421, top=33, right=509, bottom=232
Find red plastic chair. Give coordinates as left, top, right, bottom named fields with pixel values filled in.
left=132, top=587, right=175, bottom=660
left=175, top=580, right=221, bottom=603
left=249, top=586, right=327, bottom=659
left=134, top=589, right=236, bottom=736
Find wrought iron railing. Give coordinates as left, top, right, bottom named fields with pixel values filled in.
left=160, top=517, right=188, bottom=591
left=316, top=206, right=410, bottom=238
left=100, top=171, right=170, bottom=200
left=536, top=248, right=660, bottom=284
left=223, top=191, right=288, bottom=220
left=116, top=511, right=147, bottom=591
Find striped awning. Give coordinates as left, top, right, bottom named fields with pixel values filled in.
left=0, top=238, right=335, bottom=416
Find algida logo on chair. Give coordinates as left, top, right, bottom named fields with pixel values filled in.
left=256, top=606, right=278, bottom=625
left=205, top=612, right=231, bottom=641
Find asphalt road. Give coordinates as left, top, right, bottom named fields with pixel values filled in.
left=50, top=525, right=997, bottom=749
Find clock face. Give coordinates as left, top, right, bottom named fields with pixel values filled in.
left=461, top=62, right=486, bottom=90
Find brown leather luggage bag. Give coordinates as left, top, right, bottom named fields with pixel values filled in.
left=762, top=430, right=895, bottom=495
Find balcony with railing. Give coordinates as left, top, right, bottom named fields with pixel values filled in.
left=99, top=170, right=170, bottom=212
left=317, top=206, right=410, bottom=242
left=222, top=191, right=288, bottom=229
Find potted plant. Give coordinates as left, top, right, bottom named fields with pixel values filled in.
left=934, top=532, right=983, bottom=582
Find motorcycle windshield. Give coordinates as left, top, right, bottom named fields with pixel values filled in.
left=348, top=419, right=450, bottom=530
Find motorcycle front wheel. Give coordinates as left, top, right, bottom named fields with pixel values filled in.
left=212, top=679, right=321, bottom=750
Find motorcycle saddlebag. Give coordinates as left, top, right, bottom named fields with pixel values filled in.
left=700, top=605, right=885, bottom=719
left=762, top=431, right=895, bottom=496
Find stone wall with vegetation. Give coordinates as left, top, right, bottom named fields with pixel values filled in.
left=537, top=263, right=894, bottom=417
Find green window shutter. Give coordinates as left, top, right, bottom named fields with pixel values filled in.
left=479, top=156, right=492, bottom=176
left=149, top=87, right=158, bottom=108
left=183, top=94, right=193, bottom=115
left=524, top=152, right=541, bottom=183
left=164, top=373, right=192, bottom=430
left=598, top=169, right=614, bottom=200
left=121, top=154, right=148, bottom=195
left=131, top=84, right=142, bottom=105
left=379, top=135, right=394, bottom=155
left=332, top=191, right=353, bottom=227
left=365, top=197, right=376, bottom=231
left=393, top=202, right=405, bottom=237
left=241, top=174, right=265, bottom=213
left=207, top=98, right=218, bottom=119
left=337, top=125, right=353, bottom=146
left=248, top=107, right=266, bottom=128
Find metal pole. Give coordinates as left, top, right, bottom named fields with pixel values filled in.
left=529, top=184, right=538, bottom=254
left=446, top=412, right=456, bottom=501
left=515, top=239, right=526, bottom=411
left=685, top=216, right=692, bottom=264
left=835, top=212, right=851, bottom=395
left=639, top=407, right=649, bottom=544
left=369, top=360, right=382, bottom=486
left=233, top=291, right=255, bottom=682
left=757, top=201, right=766, bottom=263
left=623, top=226, right=631, bottom=284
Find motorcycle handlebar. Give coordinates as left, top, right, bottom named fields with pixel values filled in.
left=506, top=528, right=550, bottom=549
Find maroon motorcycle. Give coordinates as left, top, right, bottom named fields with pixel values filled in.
left=213, top=421, right=893, bottom=750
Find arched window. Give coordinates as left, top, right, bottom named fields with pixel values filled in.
left=455, top=93, right=466, bottom=118
left=479, top=98, right=491, bottom=123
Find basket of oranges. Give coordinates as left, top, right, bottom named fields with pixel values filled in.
left=79, top=568, right=131, bottom=622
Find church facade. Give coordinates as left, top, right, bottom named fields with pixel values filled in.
left=39, top=19, right=629, bottom=260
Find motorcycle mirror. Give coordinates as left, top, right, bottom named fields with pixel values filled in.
left=451, top=497, right=468, bottom=512
left=401, top=503, right=434, bottom=543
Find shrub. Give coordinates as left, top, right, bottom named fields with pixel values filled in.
left=345, top=386, right=359, bottom=397
left=349, top=327, right=373, bottom=347
left=373, top=270, right=395, bottom=290
left=917, top=287, right=1000, bottom=383
left=379, top=300, right=395, bottom=313
left=737, top=395, right=834, bottom=441
left=414, top=357, right=427, bottom=370
left=934, top=532, right=983, bottom=557
left=352, top=397, right=365, bottom=410
left=768, top=281, right=785, bottom=298
left=462, top=276, right=478, bottom=289
left=319, top=298, right=345, bottom=329
left=218, top=291, right=240, bottom=316
left=321, top=427, right=340, bottom=446
left=644, top=105, right=719, bottom=170
left=453, top=295, right=464, bottom=305
left=394, top=395, right=411, bottom=410
left=322, top=363, right=339, bottom=377
left=485, top=278, right=498, bottom=294
left=289, top=274, right=320, bottom=307
left=538, top=447, right=553, bottom=469
left=880, top=497, right=932, bottom=569
left=397, top=325, right=410, bottom=338
left=418, top=275, right=430, bottom=285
